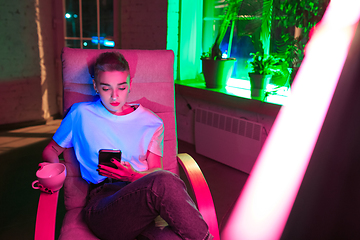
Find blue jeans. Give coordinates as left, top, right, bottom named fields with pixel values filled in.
left=84, top=170, right=213, bottom=240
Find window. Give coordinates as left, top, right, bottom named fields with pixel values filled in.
left=203, top=0, right=265, bottom=80
left=173, top=0, right=290, bottom=105
left=64, top=0, right=114, bottom=49
left=175, top=0, right=264, bottom=81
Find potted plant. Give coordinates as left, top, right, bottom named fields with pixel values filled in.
left=248, top=51, right=285, bottom=101
left=201, top=0, right=243, bottom=88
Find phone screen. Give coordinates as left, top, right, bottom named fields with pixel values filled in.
left=98, top=149, right=122, bottom=168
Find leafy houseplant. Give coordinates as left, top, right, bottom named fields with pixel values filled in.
left=249, top=52, right=284, bottom=76
left=248, top=51, right=285, bottom=100
left=201, top=0, right=243, bottom=88
left=272, top=0, right=330, bottom=85
left=208, top=0, right=243, bottom=60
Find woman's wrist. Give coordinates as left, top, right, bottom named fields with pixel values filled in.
left=130, top=169, right=140, bottom=182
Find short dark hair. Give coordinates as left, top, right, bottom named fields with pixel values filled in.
left=94, top=52, right=130, bottom=82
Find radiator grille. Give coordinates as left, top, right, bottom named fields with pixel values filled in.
left=195, top=108, right=262, bottom=173
left=195, top=109, right=262, bottom=141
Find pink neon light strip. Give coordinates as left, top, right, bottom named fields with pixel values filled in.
left=222, top=1, right=360, bottom=239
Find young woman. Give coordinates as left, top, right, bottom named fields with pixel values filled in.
left=42, top=52, right=213, bottom=240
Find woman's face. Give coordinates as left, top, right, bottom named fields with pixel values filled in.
left=93, top=70, right=131, bottom=115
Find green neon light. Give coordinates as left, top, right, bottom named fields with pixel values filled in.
left=167, top=0, right=180, bottom=79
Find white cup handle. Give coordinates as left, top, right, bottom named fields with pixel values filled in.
left=32, top=180, right=42, bottom=189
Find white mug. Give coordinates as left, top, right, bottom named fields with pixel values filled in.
left=32, top=162, right=67, bottom=194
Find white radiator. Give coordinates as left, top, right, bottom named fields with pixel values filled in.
left=194, top=108, right=262, bottom=174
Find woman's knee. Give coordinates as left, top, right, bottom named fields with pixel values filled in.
left=148, top=170, right=186, bottom=192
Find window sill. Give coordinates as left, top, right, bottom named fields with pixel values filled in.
left=175, top=78, right=288, bottom=117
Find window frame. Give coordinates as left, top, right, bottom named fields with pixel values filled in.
left=63, top=0, right=115, bottom=49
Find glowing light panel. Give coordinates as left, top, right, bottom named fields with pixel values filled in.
left=91, top=37, right=115, bottom=47
left=222, top=1, right=360, bottom=239
left=225, top=78, right=290, bottom=105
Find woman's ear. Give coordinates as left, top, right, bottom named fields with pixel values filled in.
left=93, top=79, right=98, bottom=93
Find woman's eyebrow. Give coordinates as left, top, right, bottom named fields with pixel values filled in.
left=99, top=82, right=127, bottom=86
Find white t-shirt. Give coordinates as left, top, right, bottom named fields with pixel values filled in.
left=53, top=99, right=164, bottom=184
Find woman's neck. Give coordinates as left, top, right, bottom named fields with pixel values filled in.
left=102, top=102, right=135, bottom=116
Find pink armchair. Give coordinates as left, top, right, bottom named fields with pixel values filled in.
left=34, top=48, right=219, bottom=240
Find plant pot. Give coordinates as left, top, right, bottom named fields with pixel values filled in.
left=202, top=58, right=236, bottom=88
left=248, top=73, right=272, bottom=101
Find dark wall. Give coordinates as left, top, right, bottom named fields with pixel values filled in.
left=281, top=22, right=360, bottom=240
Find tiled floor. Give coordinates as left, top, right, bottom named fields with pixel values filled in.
left=0, top=120, right=248, bottom=239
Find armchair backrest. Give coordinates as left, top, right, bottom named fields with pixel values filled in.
left=60, top=47, right=178, bottom=211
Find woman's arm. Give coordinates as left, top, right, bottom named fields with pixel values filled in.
left=131, top=150, right=163, bottom=181
left=97, top=150, right=163, bottom=182
left=146, top=149, right=163, bottom=170
left=42, top=139, right=66, bottom=163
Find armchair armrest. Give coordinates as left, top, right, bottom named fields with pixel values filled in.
left=177, top=153, right=220, bottom=240
left=34, top=155, right=220, bottom=240
left=34, top=191, right=59, bottom=240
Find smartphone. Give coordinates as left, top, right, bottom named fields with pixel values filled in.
left=98, top=149, right=122, bottom=168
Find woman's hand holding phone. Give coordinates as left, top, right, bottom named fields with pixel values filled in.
left=98, top=149, right=121, bottom=168
left=98, top=159, right=137, bottom=182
